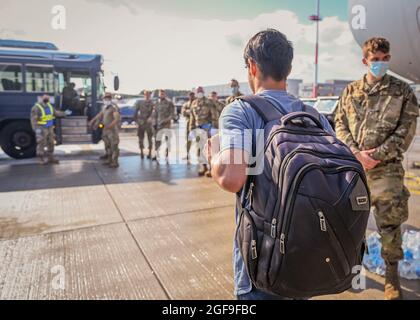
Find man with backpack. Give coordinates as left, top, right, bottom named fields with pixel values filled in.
left=206, top=29, right=371, bottom=300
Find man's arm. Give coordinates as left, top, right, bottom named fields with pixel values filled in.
left=170, top=102, right=176, bottom=120
left=209, top=100, right=253, bottom=193
left=181, top=102, right=190, bottom=118
left=30, top=105, right=40, bottom=131
left=372, top=87, right=419, bottom=161
left=53, top=109, right=67, bottom=118
left=133, top=102, right=140, bottom=123
left=89, top=111, right=103, bottom=128
left=335, top=88, right=360, bottom=154
left=210, top=143, right=249, bottom=193
left=335, top=87, right=380, bottom=170
left=189, top=107, right=196, bottom=132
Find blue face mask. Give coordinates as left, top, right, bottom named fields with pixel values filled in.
left=369, top=61, right=389, bottom=78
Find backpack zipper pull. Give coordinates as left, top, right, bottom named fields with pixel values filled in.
left=271, top=219, right=277, bottom=239
left=246, top=182, right=254, bottom=200
left=251, top=240, right=258, bottom=260
left=246, top=182, right=254, bottom=207
left=318, top=211, right=327, bottom=232
left=280, top=233, right=286, bottom=254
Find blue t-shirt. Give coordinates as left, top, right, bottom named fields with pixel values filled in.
left=219, top=89, right=334, bottom=296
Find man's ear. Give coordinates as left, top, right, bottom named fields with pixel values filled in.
left=362, top=58, right=368, bottom=67
left=249, top=59, right=257, bottom=76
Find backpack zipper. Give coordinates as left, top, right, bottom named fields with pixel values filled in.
left=280, top=233, right=286, bottom=254
left=264, top=129, right=332, bottom=153
left=271, top=218, right=277, bottom=238
left=251, top=240, right=258, bottom=260
left=318, top=211, right=327, bottom=232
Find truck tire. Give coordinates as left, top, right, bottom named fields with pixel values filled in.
left=0, top=121, right=36, bottom=159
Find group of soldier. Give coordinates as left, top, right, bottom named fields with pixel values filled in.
left=30, top=79, right=242, bottom=171
left=129, top=79, right=243, bottom=176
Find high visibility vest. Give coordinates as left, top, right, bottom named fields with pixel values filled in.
left=36, top=103, right=55, bottom=127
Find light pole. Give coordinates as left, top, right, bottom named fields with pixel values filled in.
left=309, top=0, right=322, bottom=98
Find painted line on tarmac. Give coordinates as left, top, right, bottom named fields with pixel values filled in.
left=405, top=171, right=420, bottom=195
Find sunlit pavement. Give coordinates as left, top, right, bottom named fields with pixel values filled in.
left=0, top=120, right=418, bottom=300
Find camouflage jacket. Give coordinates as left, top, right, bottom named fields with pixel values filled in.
left=212, top=100, right=226, bottom=128
left=226, top=92, right=243, bottom=105
left=154, top=98, right=175, bottom=129
left=133, top=99, right=154, bottom=126
left=189, top=97, right=218, bottom=131
left=181, top=100, right=195, bottom=120
left=335, top=74, right=419, bottom=162
left=96, top=103, right=120, bottom=133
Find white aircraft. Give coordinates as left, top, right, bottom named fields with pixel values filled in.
left=348, top=0, right=420, bottom=83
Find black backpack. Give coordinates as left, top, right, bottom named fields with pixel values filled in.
left=236, top=96, right=370, bottom=298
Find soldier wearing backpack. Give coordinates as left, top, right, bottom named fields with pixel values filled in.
left=206, top=29, right=370, bottom=300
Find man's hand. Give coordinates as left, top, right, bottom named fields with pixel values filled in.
left=205, top=134, right=220, bottom=165
left=355, top=149, right=381, bottom=171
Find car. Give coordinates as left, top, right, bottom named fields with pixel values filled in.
left=118, top=97, right=144, bottom=124
left=300, top=98, right=318, bottom=107
left=313, top=96, right=340, bottom=129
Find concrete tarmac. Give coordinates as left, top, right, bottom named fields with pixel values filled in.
left=0, top=120, right=419, bottom=300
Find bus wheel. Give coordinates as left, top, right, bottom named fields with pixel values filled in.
left=0, top=121, right=36, bottom=159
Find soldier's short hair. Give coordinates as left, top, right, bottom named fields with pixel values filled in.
left=243, top=29, right=293, bottom=82
left=230, top=79, right=239, bottom=87
left=363, top=37, right=390, bottom=58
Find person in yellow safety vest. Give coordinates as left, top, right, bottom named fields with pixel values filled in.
left=30, top=94, right=69, bottom=165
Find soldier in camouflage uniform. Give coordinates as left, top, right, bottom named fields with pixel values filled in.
left=134, top=90, right=154, bottom=159
left=181, top=91, right=195, bottom=163
left=153, top=90, right=175, bottom=163
left=189, top=87, right=218, bottom=176
left=226, top=79, right=243, bottom=105
left=335, top=38, right=419, bottom=300
left=90, top=93, right=121, bottom=168
left=209, top=91, right=225, bottom=129
left=30, top=94, right=67, bottom=165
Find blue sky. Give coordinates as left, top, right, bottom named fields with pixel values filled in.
left=109, top=0, right=348, bottom=22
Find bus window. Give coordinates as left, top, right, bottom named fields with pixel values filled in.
left=25, top=65, right=54, bottom=93
left=0, top=64, right=23, bottom=92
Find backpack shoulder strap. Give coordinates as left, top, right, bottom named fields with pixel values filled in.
left=237, top=95, right=283, bottom=123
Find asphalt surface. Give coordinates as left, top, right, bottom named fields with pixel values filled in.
left=0, top=120, right=418, bottom=300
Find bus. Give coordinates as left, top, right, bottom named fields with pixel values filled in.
left=0, top=40, right=118, bottom=159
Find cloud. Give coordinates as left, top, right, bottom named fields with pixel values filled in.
left=84, top=0, right=139, bottom=14
left=0, top=1, right=365, bottom=93
left=0, top=28, right=26, bottom=38
left=226, top=34, right=245, bottom=49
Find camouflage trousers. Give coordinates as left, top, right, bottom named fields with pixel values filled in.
left=137, top=123, right=154, bottom=151
left=102, top=129, right=119, bottom=166
left=36, top=126, right=55, bottom=159
left=155, top=123, right=172, bottom=153
left=367, top=162, right=410, bottom=264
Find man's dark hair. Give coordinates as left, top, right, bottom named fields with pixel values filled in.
left=244, top=29, right=294, bottom=81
